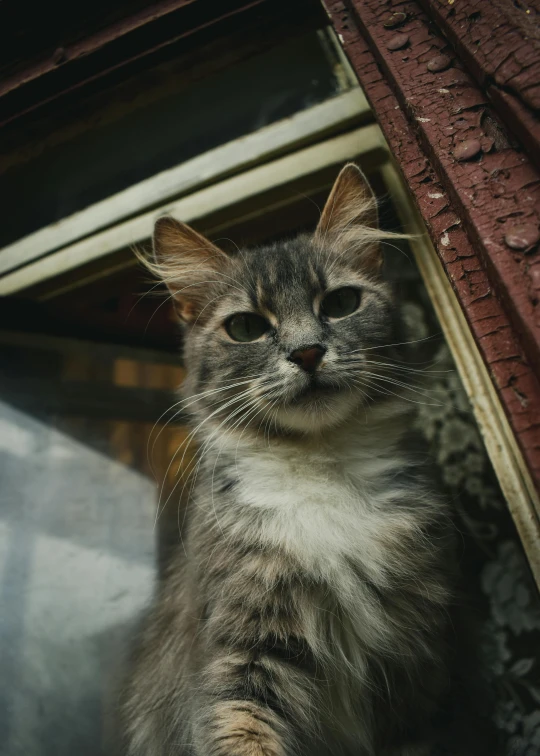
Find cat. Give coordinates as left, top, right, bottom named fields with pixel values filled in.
left=120, top=164, right=496, bottom=755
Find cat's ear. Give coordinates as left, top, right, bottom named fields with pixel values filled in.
left=152, top=216, right=228, bottom=323
left=314, top=163, right=381, bottom=273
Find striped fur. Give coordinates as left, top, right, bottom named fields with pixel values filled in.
left=121, top=166, right=492, bottom=755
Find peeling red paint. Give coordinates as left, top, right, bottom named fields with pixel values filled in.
left=324, top=0, right=540, bottom=493
left=419, top=0, right=540, bottom=169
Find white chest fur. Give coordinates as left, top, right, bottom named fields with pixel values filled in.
left=204, top=412, right=439, bottom=665
left=225, top=421, right=414, bottom=587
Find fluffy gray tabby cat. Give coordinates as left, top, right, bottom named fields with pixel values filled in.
left=121, top=165, right=496, bottom=755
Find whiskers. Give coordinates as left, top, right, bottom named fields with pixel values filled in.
left=342, top=332, right=442, bottom=355
left=146, top=375, right=262, bottom=479
left=148, top=375, right=284, bottom=550
left=337, top=353, right=453, bottom=408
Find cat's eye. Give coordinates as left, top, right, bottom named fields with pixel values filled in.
left=224, top=312, right=270, bottom=342
left=320, top=287, right=361, bottom=319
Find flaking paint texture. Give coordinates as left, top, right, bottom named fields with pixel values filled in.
left=324, top=0, right=540, bottom=492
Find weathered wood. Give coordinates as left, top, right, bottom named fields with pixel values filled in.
left=340, top=0, right=540, bottom=371
left=381, top=162, right=540, bottom=589
left=323, top=0, right=540, bottom=493
left=425, top=0, right=540, bottom=108
left=418, top=0, right=540, bottom=169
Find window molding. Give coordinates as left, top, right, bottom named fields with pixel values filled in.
left=0, top=89, right=369, bottom=279
left=0, top=119, right=385, bottom=295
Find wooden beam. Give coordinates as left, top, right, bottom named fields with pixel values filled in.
left=418, top=0, right=540, bottom=171
left=381, top=160, right=540, bottom=591
left=330, top=0, right=540, bottom=377
left=323, top=0, right=540, bottom=497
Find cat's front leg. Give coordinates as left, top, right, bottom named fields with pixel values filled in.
left=190, top=648, right=321, bottom=756
left=193, top=698, right=287, bottom=756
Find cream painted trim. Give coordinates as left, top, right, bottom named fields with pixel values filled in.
left=380, top=161, right=540, bottom=590
left=38, top=175, right=337, bottom=300
left=0, top=89, right=369, bottom=278
left=0, top=124, right=384, bottom=295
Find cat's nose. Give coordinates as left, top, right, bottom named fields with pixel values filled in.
left=288, top=344, right=326, bottom=374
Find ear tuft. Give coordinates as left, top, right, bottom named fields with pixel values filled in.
left=316, top=163, right=378, bottom=236
left=145, top=216, right=228, bottom=323
left=315, top=163, right=382, bottom=273
left=153, top=216, right=186, bottom=258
